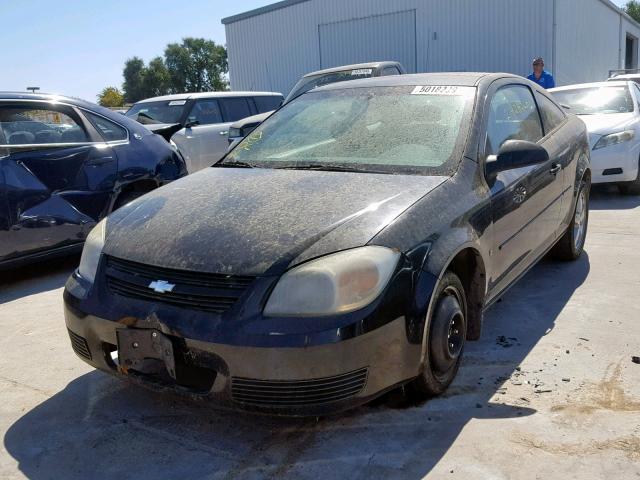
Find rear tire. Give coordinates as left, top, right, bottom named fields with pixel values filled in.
left=553, top=179, right=589, bottom=261
left=409, top=271, right=467, bottom=399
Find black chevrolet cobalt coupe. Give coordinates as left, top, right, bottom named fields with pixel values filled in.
left=64, top=73, right=590, bottom=415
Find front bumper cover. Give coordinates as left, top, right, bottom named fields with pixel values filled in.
left=64, top=292, right=422, bottom=416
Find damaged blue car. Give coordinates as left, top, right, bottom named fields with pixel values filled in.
left=0, top=92, right=187, bottom=269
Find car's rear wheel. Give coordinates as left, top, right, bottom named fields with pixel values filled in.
left=409, top=271, right=467, bottom=398
left=553, top=179, right=589, bottom=261
left=618, top=159, right=640, bottom=195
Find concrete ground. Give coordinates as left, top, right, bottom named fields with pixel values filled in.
left=1, top=187, right=639, bottom=480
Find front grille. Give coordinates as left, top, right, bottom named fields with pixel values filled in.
left=105, top=256, right=255, bottom=314
left=231, top=368, right=368, bottom=407
left=68, top=329, right=92, bottom=360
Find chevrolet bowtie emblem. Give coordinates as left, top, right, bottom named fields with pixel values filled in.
left=148, top=280, right=175, bottom=293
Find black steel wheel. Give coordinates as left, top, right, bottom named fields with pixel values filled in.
left=409, top=271, right=467, bottom=398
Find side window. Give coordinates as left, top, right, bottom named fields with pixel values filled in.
left=0, top=105, right=88, bottom=145
left=486, top=85, right=544, bottom=155
left=254, top=96, right=283, bottom=113
left=84, top=111, right=127, bottom=141
left=220, top=98, right=252, bottom=122
left=381, top=67, right=401, bottom=76
left=535, top=93, right=566, bottom=134
left=188, top=99, right=223, bottom=125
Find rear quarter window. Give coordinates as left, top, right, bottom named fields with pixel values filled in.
left=535, top=92, right=566, bottom=134
left=84, top=111, right=128, bottom=141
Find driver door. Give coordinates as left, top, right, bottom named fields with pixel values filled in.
left=485, top=83, right=564, bottom=301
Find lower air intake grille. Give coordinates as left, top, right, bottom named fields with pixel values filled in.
left=231, top=368, right=368, bottom=407
left=68, top=329, right=92, bottom=360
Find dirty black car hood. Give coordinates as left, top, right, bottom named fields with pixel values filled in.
left=103, top=167, right=447, bottom=276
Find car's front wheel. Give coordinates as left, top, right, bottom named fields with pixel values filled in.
left=553, top=179, right=589, bottom=260
left=409, top=271, right=467, bottom=398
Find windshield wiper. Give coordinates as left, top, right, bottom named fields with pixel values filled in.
left=214, top=160, right=255, bottom=168
left=274, top=163, right=389, bottom=174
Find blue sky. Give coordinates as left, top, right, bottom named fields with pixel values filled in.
left=0, top=0, right=273, bottom=101
left=0, top=0, right=629, bottom=102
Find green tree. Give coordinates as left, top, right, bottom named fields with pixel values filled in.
left=624, top=1, right=640, bottom=23
left=122, top=57, right=146, bottom=103
left=144, top=56, right=171, bottom=97
left=164, top=38, right=228, bottom=92
left=97, top=86, right=125, bottom=107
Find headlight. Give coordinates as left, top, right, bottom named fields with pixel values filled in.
left=593, top=130, right=635, bottom=150
left=264, top=246, right=400, bottom=317
left=77, top=219, right=106, bottom=284
left=228, top=127, right=243, bottom=139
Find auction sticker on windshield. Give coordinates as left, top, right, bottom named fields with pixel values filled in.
left=411, top=86, right=475, bottom=96
left=168, top=100, right=187, bottom=106
left=351, top=69, right=373, bottom=76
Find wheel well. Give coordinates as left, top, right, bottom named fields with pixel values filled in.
left=119, top=179, right=158, bottom=196
left=446, top=248, right=486, bottom=341
left=112, top=179, right=158, bottom=211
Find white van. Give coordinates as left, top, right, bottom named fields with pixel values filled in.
left=126, top=92, right=283, bottom=173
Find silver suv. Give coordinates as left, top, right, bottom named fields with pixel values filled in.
left=126, top=92, right=283, bottom=173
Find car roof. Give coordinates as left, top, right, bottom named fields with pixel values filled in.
left=0, top=91, right=100, bottom=108
left=609, top=74, right=640, bottom=79
left=302, top=61, right=403, bottom=77
left=312, top=72, right=519, bottom=92
left=0, top=91, right=158, bottom=136
left=135, top=91, right=283, bottom=103
left=549, top=81, right=631, bottom=91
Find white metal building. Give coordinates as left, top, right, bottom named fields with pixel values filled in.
left=222, top=0, right=640, bottom=95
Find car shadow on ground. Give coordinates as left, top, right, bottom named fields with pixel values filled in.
left=589, top=184, right=640, bottom=210
left=3, top=250, right=590, bottom=479
left=0, top=255, right=79, bottom=304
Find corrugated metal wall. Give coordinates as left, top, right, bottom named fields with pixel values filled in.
left=224, top=0, right=636, bottom=94
left=318, top=10, right=417, bottom=72
left=555, top=0, right=640, bottom=85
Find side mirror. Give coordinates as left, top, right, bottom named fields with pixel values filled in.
left=185, top=117, right=200, bottom=129
left=485, top=140, right=549, bottom=182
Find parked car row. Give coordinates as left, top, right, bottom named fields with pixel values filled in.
left=62, top=72, right=592, bottom=416
left=9, top=59, right=637, bottom=416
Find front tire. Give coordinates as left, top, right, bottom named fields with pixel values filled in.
left=553, top=179, right=589, bottom=261
left=409, top=271, right=467, bottom=398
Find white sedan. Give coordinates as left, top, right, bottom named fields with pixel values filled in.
left=550, top=81, right=640, bottom=194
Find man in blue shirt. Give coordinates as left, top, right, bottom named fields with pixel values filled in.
left=527, top=57, right=555, bottom=89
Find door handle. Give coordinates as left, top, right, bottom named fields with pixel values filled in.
left=550, top=163, right=561, bottom=175
left=219, top=131, right=229, bottom=136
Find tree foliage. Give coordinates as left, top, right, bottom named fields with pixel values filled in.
left=122, top=57, right=146, bottom=103
left=164, top=38, right=228, bottom=93
left=624, top=1, right=640, bottom=23
left=97, top=86, right=125, bottom=107
left=118, top=38, right=228, bottom=103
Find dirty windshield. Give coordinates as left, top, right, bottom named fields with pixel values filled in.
left=224, top=85, right=475, bottom=175
left=552, top=86, right=634, bottom=115
left=125, top=100, right=187, bottom=124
